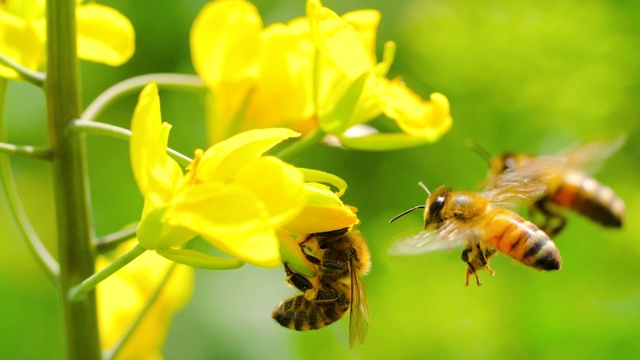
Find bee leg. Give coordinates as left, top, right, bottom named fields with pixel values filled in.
left=315, top=284, right=341, bottom=302
left=302, top=252, right=344, bottom=271
left=283, top=262, right=314, bottom=292
left=485, top=264, right=496, bottom=276
left=532, top=198, right=566, bottom=238
left=461, top=248, right=481, bottom=287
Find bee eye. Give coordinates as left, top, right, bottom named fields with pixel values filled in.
left=428, top=196, right=446, bottom=217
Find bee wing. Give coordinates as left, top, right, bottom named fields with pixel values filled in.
left=349, top=262, right=369, bottom=348
left=483, top=155, right=566, bottom=205
left=561, top=135, right=626, bottom=174
left=388, top=220, right=477, bottom=255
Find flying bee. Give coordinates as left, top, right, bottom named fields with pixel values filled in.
left=472, top=137, right=626, bottom=237
left=389, top=161, right=563, bottom=286
left=272, top=226, right=371, bottom=348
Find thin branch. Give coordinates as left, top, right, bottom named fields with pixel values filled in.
left=0, top=53, right=46, bottom=87
left=95, top=225, right=138, bottom=253
left=0, top=79, right=59, bottom=282
left=102, top=262, right=178, bottom=360
left=68, top=243, right=147, bottom=302
left=82, top=73, right=205, bottom=122
left=70, top=120, right=193, bottom=167
left=0, top=142, right=54, bottom=160
left=0, top=156, right=60, bottom=281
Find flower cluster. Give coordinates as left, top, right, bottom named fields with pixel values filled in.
left=191, top=0, right=452, bottom=150
left=0, top=0, right=134, bottom=79
left=130, top=82, right=357, bottom=269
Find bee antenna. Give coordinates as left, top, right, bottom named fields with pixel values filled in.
left=464, top=140, right=493, bottom=168
left=417, top=182, right=431, bottom=196
left=389, top=205, right=426, bottom=224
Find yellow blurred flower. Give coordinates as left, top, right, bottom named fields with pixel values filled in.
left=191, top=0, right=452, bottom=150
left=97, top=240, right=194, bottom=360
left=130, top=82, right=309, bottom=268
left=0, top=0, right=134, bottom=79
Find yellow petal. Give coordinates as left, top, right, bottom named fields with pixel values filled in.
left=235, top=156, right=307, bottom=227
left=380, top=79, right=453, bottom=140
left=97, top=240, right=194, bottom=359
left=342, top=9, right=381, bottom=65
left=284, top=183, right=358, bottom=235
left=130, top=83, right=183, bottom=209
left=196, top=128, right=300, bottom=182
left=191, top=0, right=261, bottom=89
left=307, top=0, right=371, bottom=79
left=170, top=181, right=281, bottom=267
left=77, top=4, right=135, bottom=66
left=243, top=22, right=315, bottom=131
left=0, top=11, right=45, bottom=78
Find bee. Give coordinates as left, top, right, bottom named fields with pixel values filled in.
left=272, top=226, right=371, bottom=348
left=389, top=162, right=562, bottom=286
left=480, top=138, right=626, bottom=237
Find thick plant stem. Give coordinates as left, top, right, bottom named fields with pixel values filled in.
left=46, top=0, right=101, bottom=358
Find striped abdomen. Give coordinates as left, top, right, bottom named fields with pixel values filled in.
left=550, top=169, right=625, bottom=228
left=484, top=209, right=562, bottom=271
left=272, top=294, right=349, bottom=331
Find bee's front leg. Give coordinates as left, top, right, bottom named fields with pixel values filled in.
left=301, top=246, right=344, bottom=271
left=284, top=262, right=314, bottom=292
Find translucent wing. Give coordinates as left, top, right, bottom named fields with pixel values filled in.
left=561, top=135, right=626, bottom=174
left=349, top=261, right=369, bottom=348
left=483, top=155, right=566, bottom=205
left=388, top=220, right=477, bottom=255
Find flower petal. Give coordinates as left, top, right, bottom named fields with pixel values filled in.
left=307, top=0, right=371, bottom=79
left=342, top=9, right=381, bottom=65
left=0, top=11, right=45, bottom=78
left=130, top=82, right=183, bottom=210
left=243, top=22, right=315, bottom=132
left=97, top=240, right=194, bottom=358
left=234, top=156, right=307, bottom=227
left=380, top=79, right=453, bottom=140
left=76, top=4, right=135, bottom=66
left=284, top=183, right=358, bottom=235
left=170, top=181, right=282, bottom=267
left=191, top=0, right=261, bottom=90
left=196, top=128, right=300, bottom=182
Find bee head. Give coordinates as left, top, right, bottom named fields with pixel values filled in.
left=493, top=152, right=517, bottom=174
left=424, top=187, right=449, bottom=228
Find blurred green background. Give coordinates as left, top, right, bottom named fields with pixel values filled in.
left=2, top=0, right=640, bottom=358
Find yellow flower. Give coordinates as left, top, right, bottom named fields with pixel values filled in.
left=0, top=0, right=134, bottom=79
left=308, top=0, right=452, bottom=150
left=130, top=82, right=308, bottom=268
left=191, top=0, right=452, bottom=150
left=97, top=240, right=194, bottom=360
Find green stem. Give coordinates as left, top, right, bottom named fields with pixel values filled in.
left=102, top=262, right=178, bottom=360
left=0, top=142, right=53, bottom=160
left=71, top=120, right=193, bottom=167
left=68, top=243, right=147, bottom=302
left=0, top=53, right=46, bottom=87
left=81, top=73, right=205, bottom=121
left=274, top=128, right=326, bottom=161
left=46, top=0, right=101, bottom=358
left=0, top=79, right=59, bottom=282
left=95, top=224, right=138, bottom=253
